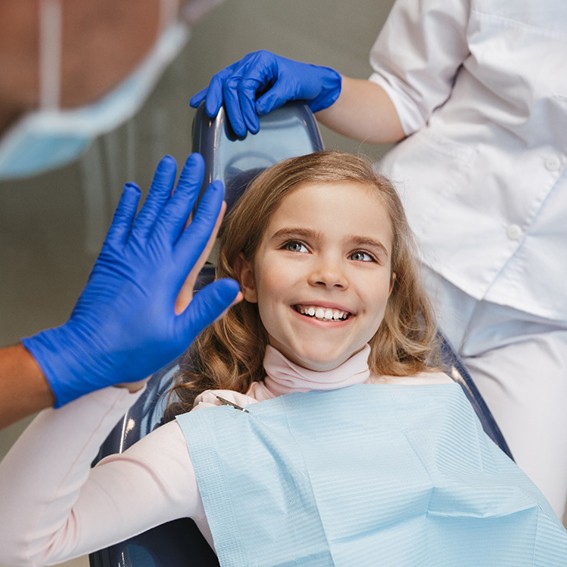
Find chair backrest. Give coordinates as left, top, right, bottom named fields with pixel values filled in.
left=90, top=102, right=511, bottom=567
left=192, top=101, right=324, bottom=210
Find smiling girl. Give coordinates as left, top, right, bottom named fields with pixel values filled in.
left=1, top=151, right=565, bottom=566
left=169, top=150, right=442, bottom=414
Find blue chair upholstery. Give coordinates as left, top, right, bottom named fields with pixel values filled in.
left=90, top=103, right=511, bottom=567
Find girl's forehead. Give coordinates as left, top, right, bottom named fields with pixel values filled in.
left=274, top=180, right=389, bottom=217
left=264, top=180, right=394, bottom=245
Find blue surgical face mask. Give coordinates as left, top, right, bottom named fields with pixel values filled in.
left=0, top=9, right=188, bottom=180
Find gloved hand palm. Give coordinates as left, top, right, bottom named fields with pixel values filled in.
left=23, top=154, right=240, bottom=406
left=190, top=50, right=341, bottom=138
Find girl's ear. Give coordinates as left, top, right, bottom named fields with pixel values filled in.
left=389, top=272, right=397, bottom=295
left=234, top=253, right=258, bottom=303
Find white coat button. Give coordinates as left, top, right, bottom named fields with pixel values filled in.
left=506, top=224, right=523, bottom=241
left=544, top=155, right=561, bottom=172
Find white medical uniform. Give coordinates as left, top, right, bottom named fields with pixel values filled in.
left=369, top=0, right=567, bottom=517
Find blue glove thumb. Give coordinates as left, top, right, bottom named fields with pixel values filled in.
left=180, top=278, right=240, bottom=337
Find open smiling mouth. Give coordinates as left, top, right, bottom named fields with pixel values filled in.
left=293, top=305, right=351, bottom=321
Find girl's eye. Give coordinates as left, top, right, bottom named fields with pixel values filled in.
left=284, top=240, right=309, bottom=253
left=350, top=250, right=375, bottom=262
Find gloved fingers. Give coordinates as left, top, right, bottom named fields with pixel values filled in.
left=224, top=52, right=281, bottom=136
left=236, top=51, right=286, bottom=119
left=153, top=153, right=208, bottom=248
left=177, top=278, right=241, bottom=338
left=232, top=51, right=279, bottom=133
left=239, top=80, right=262, bottom=134
left=203, top=74, right=225, bottom=117
left=255, top=57, right=311, bottom=115
left=255, top=78, right=296, bottom=116
left=189, top=87, right=207, bottom=109
left=235, top=62, right=276, bottom=133
left=193, top=60, right=244, bottom=117
left=176, top=152, right=206, bottom=199
left=222, top=76, right=252, bottom=138
left=190, top=52, right=281, bottom=137
left=131, top=155, right=178, bottom=240
left=211, top=55, right=264, bottom=137
left=103, top=183, right=142, bottom=249
left=174, top=199, right=226, bottom=315
left=192, top=77, right=254, bottom=138
left=173, top=179, right=225, bottom=270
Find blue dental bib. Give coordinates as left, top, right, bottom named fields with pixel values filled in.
left=176, top=384, right=567, bottom=566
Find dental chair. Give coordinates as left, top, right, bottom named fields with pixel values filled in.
left=89, top=102, right=512, bottom=567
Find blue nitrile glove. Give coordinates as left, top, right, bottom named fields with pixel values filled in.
left=22, top=153, right=240, bottom=407
left=190, top=50, right=342, bottom=138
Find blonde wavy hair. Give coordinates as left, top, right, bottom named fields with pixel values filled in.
left=168, top=151, right=440, bottom=415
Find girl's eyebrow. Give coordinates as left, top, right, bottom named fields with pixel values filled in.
left=270, top=227, right=390, bottom=258
left=349, top=236, right=390, bottom=258
left=270, top=227, right=319, bottom=240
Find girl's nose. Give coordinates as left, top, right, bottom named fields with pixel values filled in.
left=308, top=258, right=348, bottom=289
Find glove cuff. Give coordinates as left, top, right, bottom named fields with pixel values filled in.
left=308, top=66, right=342, bottom=113
left=22, top=326, right=88, bottom=408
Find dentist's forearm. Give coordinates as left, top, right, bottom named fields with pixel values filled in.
left=316, top=77, right=405, bottom=145
left=0, top=344, right=55, bottom=429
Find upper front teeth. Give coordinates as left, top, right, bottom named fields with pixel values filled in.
left=299, top=306, right=348, bottom=321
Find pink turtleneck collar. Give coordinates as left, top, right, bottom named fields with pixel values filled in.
left=247, top=344, right=372, bottom=402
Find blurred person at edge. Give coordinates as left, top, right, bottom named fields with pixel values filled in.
left=0, top=0, right=224, bottom=177
left=0, top=0, right=177, bottom=133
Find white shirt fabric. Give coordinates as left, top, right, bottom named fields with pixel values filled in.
left=0, top=347, right=450, bottom=566
left=369, top=0, right=567, bottom=322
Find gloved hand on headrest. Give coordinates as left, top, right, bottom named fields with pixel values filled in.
left=23, top=153, right=241, bottom=407
left=190, top=50, right=342, bottom=138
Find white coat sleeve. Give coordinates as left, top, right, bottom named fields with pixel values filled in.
left=0, top=387, right=203, bottom=566
left=369, top=0, right=471, bottom=134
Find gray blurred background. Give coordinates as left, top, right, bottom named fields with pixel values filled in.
left=0, top=1, right=394, bottom=565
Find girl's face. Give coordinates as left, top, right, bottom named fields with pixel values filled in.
left=239, top=181, right=395, bottom=372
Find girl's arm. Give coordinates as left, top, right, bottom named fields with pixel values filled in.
left=316, top=76, right=405, bottom=145
left=0, top=387, right=203, bottom=566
